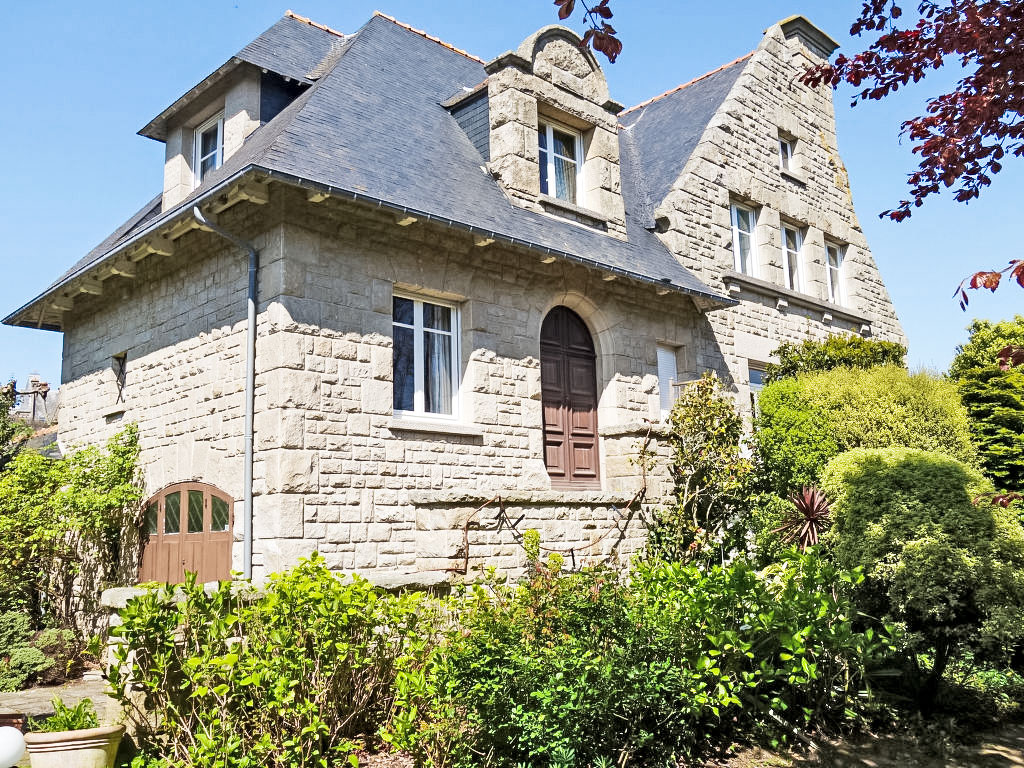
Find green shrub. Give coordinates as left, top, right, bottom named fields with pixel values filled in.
left=388, top=552, right=891, bottom=767
left=30, top=697, right=99, bottom=733
left=764, top=335, right=906, bottom=384
left=755, top=366, right=976, bottom=495
left=111, top=554, right=443, bottom=768
left=648, top=372, right=753, bottom=563
left=820, top=447, right=1024, bottom=707
left=0, top=644, right=52, bottom=692
left=0, top=425, right=142, bottom=627
left=0, top=612, right=77, bottom=691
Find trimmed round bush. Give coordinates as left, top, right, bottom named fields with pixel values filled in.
left=820, top=447, right=1024, bottom=701
left=755, top=365, right=977, bottom=494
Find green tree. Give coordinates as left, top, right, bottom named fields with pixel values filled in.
left=821, top=447, right=1024, bottom=710
left=950, top=316, right=1024, bottom=378
left=949, top=316, right=1024, bottom=490
left=648, top=373, right=752, bottom=563
left=763, top=335, right=906, bottom=384
left=0, top=382, right=29, bottom=473
left=755, top=365, right=976, bottom=495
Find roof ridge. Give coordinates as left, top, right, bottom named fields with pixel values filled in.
left=371, top=10, right=485, bottom=64
left=285, top=9, right=348, bottom=39
left=619, top=51, right=754, bottom=117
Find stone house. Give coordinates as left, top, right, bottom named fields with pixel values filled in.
left=4, top=11, right=903, bottom=584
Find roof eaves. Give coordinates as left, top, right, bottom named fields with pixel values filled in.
left=138, top=58, right=252, bottom=142
left=254, top=168, right=736, bottom=308
left=4, top=163, right=735, bottom=330
left=2, top=166, right=267, bottom=329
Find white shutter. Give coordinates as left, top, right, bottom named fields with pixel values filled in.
left=657, top=345, right=677, bottom=417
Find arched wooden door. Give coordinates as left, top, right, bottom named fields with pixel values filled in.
left=540, top=306, right=600, bottom=488
left=139, top=483, right=233, bottom=584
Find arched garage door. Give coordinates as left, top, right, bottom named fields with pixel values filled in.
left=139, top=482, right=233, bottom=584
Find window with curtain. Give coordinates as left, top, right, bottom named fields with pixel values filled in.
left=538, top=121, right=581, bottom=204
left=781, top=225, right=803, bottom=291
left=826, top=242, right=845, bottom=304
left=731, top=203, right=758, bottom=276
left=392, top=294, right=459, bottom=418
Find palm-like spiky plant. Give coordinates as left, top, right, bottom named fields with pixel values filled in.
left=773, top=486, right=832, bottom=551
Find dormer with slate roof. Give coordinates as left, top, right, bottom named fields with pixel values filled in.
left=144, top=12, right=351, bottom=212
left=481, top=26, right=627, bottom=239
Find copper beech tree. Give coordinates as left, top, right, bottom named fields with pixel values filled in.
left=558, top=0, right=1024, bottom=305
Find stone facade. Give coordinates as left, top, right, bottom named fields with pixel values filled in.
left=648, top=23, right=906, bottom=405
left=34, top=15, right=904, bottom=581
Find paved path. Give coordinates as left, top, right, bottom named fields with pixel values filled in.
left=0, top=676, right=121, bottom=724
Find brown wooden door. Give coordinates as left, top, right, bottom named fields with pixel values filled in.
left=540, top=306, right=600, bottom=488
left=139, top=483, right=233, bottom=583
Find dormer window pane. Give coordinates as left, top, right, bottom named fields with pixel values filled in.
left=194, top=113, right=224, bottom=187
left=539, top=121, right=580, bottom=204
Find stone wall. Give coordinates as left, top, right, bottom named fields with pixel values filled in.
left=249, top=188, right=703, bottom=574
left=653, top=22, right=906, bottom=408
left=58, top=185, right=706, bottom=578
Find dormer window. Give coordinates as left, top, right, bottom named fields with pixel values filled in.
left=538, top=121, right=582, bottom=205
left=194, top=113, right=224, bottom=187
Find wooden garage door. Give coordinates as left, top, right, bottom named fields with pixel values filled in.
left=540, top=306, right=600, bottom=488
left=139, top=483, right=233, bottom=584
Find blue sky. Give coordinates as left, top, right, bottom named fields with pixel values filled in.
left=1, top=1, right=1020, bottom=389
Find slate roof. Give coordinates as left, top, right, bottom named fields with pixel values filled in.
left=138, top=13, right=347, bottom=141
left=619, top=55, right=750, bottom=214
left=7, top=11, right=752, bottom=329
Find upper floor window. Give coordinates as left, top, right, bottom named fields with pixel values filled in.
left=779, top=137, right=796, bottom=172
left=392, top=294, right=460, bottom=419
left=194, top=113, right=224, bottom=187
left=781, top=225, right=803, bottom=291
left=538, top=121, right=582, bottom=205
left=826, top=242, right=845, bottom=304
left=731, top=203, right=758, bottom=276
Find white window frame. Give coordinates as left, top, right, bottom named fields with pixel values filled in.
left=656, top=344, right=680, bottom=420
left=392, top=292, right=461, bottom=421
left=731, top=203, right=758, bottom=276
left=779, top=137, right=795, bottom=172
left=781, top=224, right=803, bottom=292
left=825, top=242, right=846, bottom=305
left=193, top=112, right=224, bottom=188
left=538, top=119, right=584, bottom=206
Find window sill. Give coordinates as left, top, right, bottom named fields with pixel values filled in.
left=102, top=402, right=127, bottom=419
left=410, top=489, right=636, bottom=506
left=780, top=168, right=807, bottom=186
left=388, top=418, right=484, bottom=438
left=538, top=194, right=609, bottom=229
left=722, top=270, right=870, bottom=327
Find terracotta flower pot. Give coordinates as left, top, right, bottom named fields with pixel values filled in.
left=23, top=724, right=124, bottom=768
